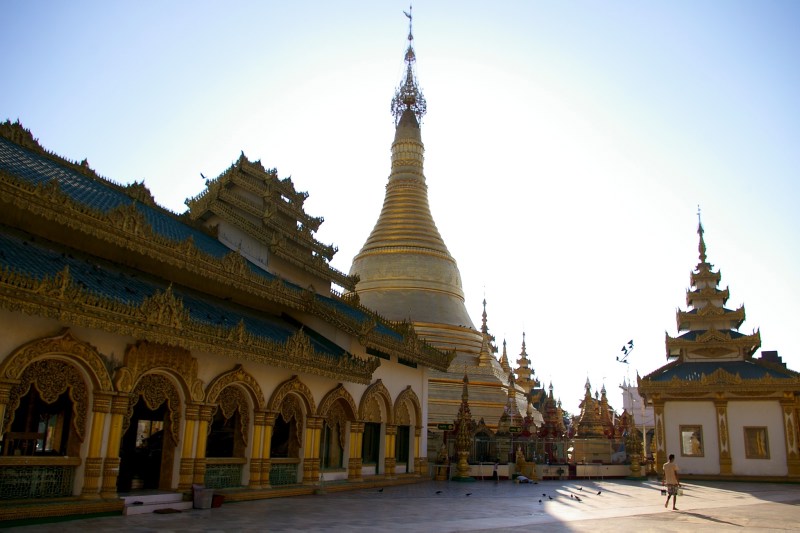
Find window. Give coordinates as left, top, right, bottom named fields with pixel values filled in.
left=3, top=388, right=73, bottom=456
left=679, top=425, right=704, bottom=457
left=271, top=413, right=300, bottom=458
left=207, top=409, right=243, bottom=458
left=744, top=427, right=769, bottom=459
left=362, top=422, right=381, bottom=465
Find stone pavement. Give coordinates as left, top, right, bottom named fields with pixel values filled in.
left=5, top=478, right=800, bottom=532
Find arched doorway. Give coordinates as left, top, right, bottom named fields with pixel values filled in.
left=117, top=374, right=181, bottom=492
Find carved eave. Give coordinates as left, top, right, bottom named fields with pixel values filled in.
left=686, top=285, right=729, bottom=307
left=690, top=265, right=721, bottom=287
left=665, top=328, right=761, bottom=360
left=638, top=366, right=800, bottom=399
left=0, top=269, right=378, bottom=384
left=185, top=158, right=356, bottom=290
left=676, top=304, right=745, bottom=331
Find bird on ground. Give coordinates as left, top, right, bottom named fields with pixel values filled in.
left=575, top=496, right=582, bottom=502
left=542, top=493, right=546, bottom=497
left=377, top=488, right=383, bottom=492
left=548, top=496, right=553, bottom=500
left=578, top=487, right=583, bottom=491
left=435, top=490, right=443, bottom=494
left=570, top=494, right=574, bottom=499
left=466, top=493, right=472, bottom=496
left=538, top=499, right=542, bottom=504
left=597, top=491, right=602, bottom=495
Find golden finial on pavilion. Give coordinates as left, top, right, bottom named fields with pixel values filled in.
left=391, top=4, right=427, bottom=124
left=697, top=205, right=707, bottom=264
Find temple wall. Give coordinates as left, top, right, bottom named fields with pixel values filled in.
left=664, top=401, right=719, bottom=475
left=727, top=400, right=787, bottom=476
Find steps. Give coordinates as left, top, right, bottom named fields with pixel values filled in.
left=121, top=492, right=193, bottom=515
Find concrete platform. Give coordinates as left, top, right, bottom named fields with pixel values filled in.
left=5, top=478, right=800, bottom=532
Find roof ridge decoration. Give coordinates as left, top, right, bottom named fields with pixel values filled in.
left=0, top=127, right=450, bottom=370
left=0, top=120, right=163, bottom=211
left=391, top=5, right=427, bottom=125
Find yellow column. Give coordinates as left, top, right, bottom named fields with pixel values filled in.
left=178, top=403, right=199, bottom=490
left=348, top=421, right=364, bottom=481
left=0, top=381, right=14, bottom=437
left=384, top=424, right=397, bottom=479
left=781, top=395, right=800, bottom=476
left=260, top=412, right=276, bottom=487
left=193, top=404, right=214, bottom=485
left=81, top=392, right=112, bottom=498
left=303, top=417, right=322, bottom=484
left=100, top=393, right=130, bottom=498
left=714, top=397, right=732, bottom=475
left=249, top=410, right=265, bottom=489
left=414, top=426, right=424, bottom=477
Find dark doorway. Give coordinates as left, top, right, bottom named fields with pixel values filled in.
left=118, top=401, right=170, bottom=492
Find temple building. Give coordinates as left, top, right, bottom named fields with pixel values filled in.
left=638, top=217, right=800, bottom=480
left=0, top=120, right=451, bottom=521
left=347, top=12, right=535, bottom=439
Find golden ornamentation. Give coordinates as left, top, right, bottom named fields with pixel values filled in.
left=326, top=402, right=348, bottom=449
left=122, top=373, right=182, bottom=445
left=115, top=341, right=203, bottom=401
left=279, top=395, right=304, bottom=449
left=205, top=364, right=266, bottom=410
left=268, top=375, right=317, bottom=414
left=217, top=385, right=249, bottom=445
left=395, top=402, right=410, bottom=426
left=394, top=386, right=422, bottom=427
left=3, top=359, right=87, bottom=441
left=317, top=384, right=358, bottom=420
left=0, top=330, right=113, bottom=391
left=358, top=380, right=393, bottom=423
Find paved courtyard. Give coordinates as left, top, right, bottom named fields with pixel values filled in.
left=6, top=478, right=800, bottom=532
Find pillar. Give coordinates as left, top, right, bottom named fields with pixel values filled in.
left=384, top=424, right=397, bottom=479
left=652, top=400, right=666, bottom=475
left=413, top=426, right=425, bottom=477
left=178, top=403, right=200, bottom=490
left=81, top=392, right=112, bottom=497
left=348, top=421, right=364, bottom=481
left=781, top=395, right=800, bottom=476
left=260, top=411, right=276, bottom=487
left=714, top=397, right=732, bottom=475
left=100, top=393, right=130, bottom=498
left=303, top=416, right=322, bottom=484
left=248, top=410, right=266, bottom=489
left=193, top=404, right=214, bottom=485
left=0, top=381, right=14, bottom=437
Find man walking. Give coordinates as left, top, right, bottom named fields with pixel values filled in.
left=663, top=454, right=680, bottom=510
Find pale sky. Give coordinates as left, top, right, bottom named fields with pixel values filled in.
left=2, top=1, right=799, bottom=414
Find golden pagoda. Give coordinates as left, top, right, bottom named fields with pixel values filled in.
left=348, top=12, right=533, bottom=437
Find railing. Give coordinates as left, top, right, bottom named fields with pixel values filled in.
left=204, top=457, right=246, bottom=489
left=0, top=456, right=80, bottom=499
left=269, top=458, right=300, bottom=486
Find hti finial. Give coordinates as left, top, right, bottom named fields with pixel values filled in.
left=697, top=205, right=707, bottom=264
left=391, top=4, right=427, bottom=125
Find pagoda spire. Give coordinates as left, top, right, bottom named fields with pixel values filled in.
left=391, top=5, right=427, bottom=125
left=666, top=214, right=761, bottom=361
left=499, top=339, right=512, bottom=374
left=477, top=299, right=494, bottom=367
left=697, top=205, right=708, bottom=265
left=515, top=332, right=538, bottom=394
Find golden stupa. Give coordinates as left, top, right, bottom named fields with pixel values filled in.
left=349, top=12, right=538, bottom=442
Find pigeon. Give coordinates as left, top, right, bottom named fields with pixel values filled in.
left=436, top=490, right=443, bottom=494
left=575, top=496, right=582, bottom=502
left=538, top=499, right=542, bottom=504
left=542, top=493, right=546, bottom=497
left=578, top=487, right=583, bottom=491
left=570, top=494, right=574, bottom=499
left=548, top=495, right=553, bottom=500
left=377, top=488, right=383, bottom=492
left=597, top=491, right=602, bottom=495
left=466, top=493, right=472, bottom=496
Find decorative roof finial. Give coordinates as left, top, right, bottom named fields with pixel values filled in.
left=481, top=298, right=488, bottom=335
left=697, top=205, right=707, bottom=264
left=391, top=4, right=427, bottom=125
